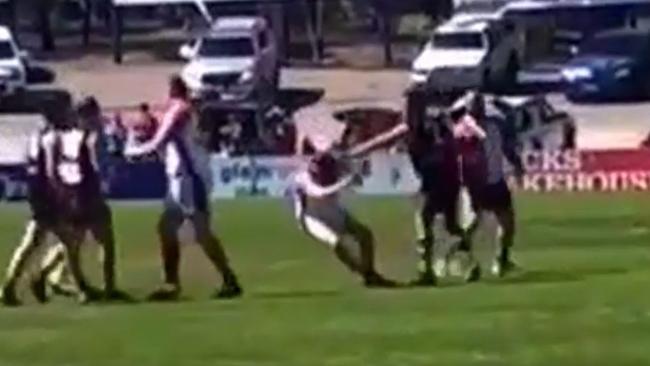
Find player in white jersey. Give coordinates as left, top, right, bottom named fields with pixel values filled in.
left=291, top=137, right=396, bottom=288
left=124, top=75, right=241, bottom=301
left=1, top=102, right=125, bottom=305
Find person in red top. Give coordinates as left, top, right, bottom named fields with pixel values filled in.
left=451, top=91, right=525, bottom=278
left=134, top=103, right=158, bottom=143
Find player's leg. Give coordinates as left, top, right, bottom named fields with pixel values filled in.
left=301, top=213, right=363, bottom=275
left=191, top=211, right=242, bottom=298
left=147, top=206, right=185, bottom=301
left=89, top=202, right=130, bottom=300
left=490, top=181, right=518, bottom=277
left=1, top=220, right=48, bottom=306
left=91, top=204, right=116, bottom=294
left=344, top=213, right=397, bottom=288
left=451, top=186, right=482, bottom=283
left=30, top=243, right=78, bottom=303
left=413, top=193, right=436, bottom=285
left=54, top=226, right=99, bottom=304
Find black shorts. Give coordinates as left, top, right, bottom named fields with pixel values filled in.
left=468, top=179, right=513, bottom=212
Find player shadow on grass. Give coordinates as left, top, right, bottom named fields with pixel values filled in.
left=489, top=266, right=632, bottom=286
left=491, top=270, right=583, bottom=286
left=253, top=289, right=341, bottom=300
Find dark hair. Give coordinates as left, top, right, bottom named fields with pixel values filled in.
left=139, top=103, right=150, bottom=112
left=76, top=96, right=101, bottom=118
left=43, top=104, right=74, bottom=129
left=169, top=74, right=188, bottom=99
left=469, top=92, right=486, bottom=119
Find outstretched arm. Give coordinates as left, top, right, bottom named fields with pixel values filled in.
left=346, top=123, right=409, bottom=158
left=124, top=103, right=183, bottom=157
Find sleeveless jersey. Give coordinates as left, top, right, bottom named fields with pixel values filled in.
left=162, top=100, right=212, bottom=190
left=27, top=127, right=101, bottom=225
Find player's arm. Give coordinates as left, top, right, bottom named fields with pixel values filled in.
left=85, top=131, right=101, bottom=173
left=25, top=132, right=41, bottom=176
left=296, top=171, right=354, bottom=198
left=346, top=122, right=409, bottom=158
left=124, top=103, right=182, bottom=157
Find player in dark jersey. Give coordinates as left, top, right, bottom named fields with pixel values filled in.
left=29, top=97, right=127, bottom=302
left=451, top=91, right=524, bottom=278
left=405, top=87, right=473, bottom=286
left=0, top=100, right=125, bottom=306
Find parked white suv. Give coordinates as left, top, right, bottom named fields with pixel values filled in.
left=410, top=13, right=522, bottom=91
left=0, top=26, right=27, bottom=101
left=179, top=16, right=279, bottom=102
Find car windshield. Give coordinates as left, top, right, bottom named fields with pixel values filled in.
left=432, top=32, right=485, bottom=49
left=580, top=34, right=647, bottom=56
left=198, top=37, right=254, bottom=57
left=0, top=41, right=14, bottom=59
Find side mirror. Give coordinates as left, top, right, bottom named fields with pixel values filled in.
left=179, top=44, right=195, bottom=60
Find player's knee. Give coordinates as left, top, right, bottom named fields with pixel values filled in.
left=158, top=211, right=183, bottom=236
left=355, top=225, right=374, bottom=246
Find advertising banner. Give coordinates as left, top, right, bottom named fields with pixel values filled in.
left=209, top=154, right=420, bottom=198
left=209, top=149, right=650, bottom=198
left=2, top=149, right=650, bottom=202
left=521, top=149, right=650, bottom=192
left=0, top=161, right=166, bottom=201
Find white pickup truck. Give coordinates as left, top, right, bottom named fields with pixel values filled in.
left=0, top=26, right=27, bottom=102
left=179, top=16, right=279, bottom=102
left=410, top=13, right=523, bottom=92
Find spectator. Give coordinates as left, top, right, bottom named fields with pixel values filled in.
left=265, top=107, right=296, bottom=155
left=105, top=113, right=127, bottom=157
left=131, top=103, right=158, bottom=144
left=217, top=113, right=243, bottom=157
left=641, top=132, right=650, bottom=149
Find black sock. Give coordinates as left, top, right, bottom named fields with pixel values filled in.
left=500, top=247, right=511, bottom=262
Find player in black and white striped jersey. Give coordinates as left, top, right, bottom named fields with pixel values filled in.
left=0, top=99, right=126, bottom=306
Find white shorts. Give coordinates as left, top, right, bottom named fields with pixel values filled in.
left=294, top=197, right=348, bottom=247
left=166, top=174, right=210, bottom=215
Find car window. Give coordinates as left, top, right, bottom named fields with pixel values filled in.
left=0, top=41, right=15, bottom=60
left=432, top=32, right=485, bottom=49
left=199, top=37, right=255, bottom=57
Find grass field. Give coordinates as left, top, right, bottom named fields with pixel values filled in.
left=0, top=193, right=649, bottom=366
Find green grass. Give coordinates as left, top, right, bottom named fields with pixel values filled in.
left=0, top=193, right=649, bottom=366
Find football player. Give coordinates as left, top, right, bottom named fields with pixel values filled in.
left=291, top=137, right=397, bottom=288
left=451, top=91, right=524, bottom=277
left=124, top=75, right=242, bottom=301
left=403, top=87, right=475, bottom=285
left=28, top=97, right=125, bottom=302
left=1, top=100, right=124, bottom=305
